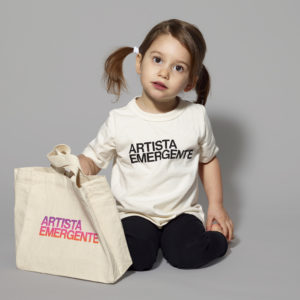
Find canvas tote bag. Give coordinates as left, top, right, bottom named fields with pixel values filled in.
left=14, top=144, right=132, bottom=284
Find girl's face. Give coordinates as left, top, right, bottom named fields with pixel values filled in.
left=136, top=34, right=198, bottom=104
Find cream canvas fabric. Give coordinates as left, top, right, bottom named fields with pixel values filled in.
left=14, top=144, right=132, bottom=284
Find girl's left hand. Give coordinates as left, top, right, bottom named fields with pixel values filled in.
left=205, top=204, right=234, bottom=242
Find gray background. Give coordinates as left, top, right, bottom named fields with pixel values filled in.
left=1, top=0, right=299, bottom=299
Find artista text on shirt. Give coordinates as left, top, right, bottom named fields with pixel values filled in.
left=129, top=139, right=194, bottom=163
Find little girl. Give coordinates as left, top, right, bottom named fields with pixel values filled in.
left=78, top=19, right=234, bottom=271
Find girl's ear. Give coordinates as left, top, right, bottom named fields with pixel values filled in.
left=136, top=53, right=142, bottom=74
left=184, top=76, right=198, bottom=92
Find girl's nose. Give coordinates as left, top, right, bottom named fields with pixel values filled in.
left=158, top=67, right=169, bottom=79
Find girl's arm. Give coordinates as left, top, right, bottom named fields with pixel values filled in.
left=78, top=154, right=101, bottom=175
left=198, top=156, right=234, bottom=241
left=198, top=156, right=223, bottom=207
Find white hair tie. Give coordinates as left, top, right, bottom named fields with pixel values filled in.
left=133, top=46, right=139, bottom=54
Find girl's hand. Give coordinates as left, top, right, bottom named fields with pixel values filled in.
left=206, top=204, right=234, bottom=242
left=78, top=154, right=93, bottom=175
left=78, top=154, right=102, bottom=175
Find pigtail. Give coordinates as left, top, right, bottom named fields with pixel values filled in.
left=194, top=64, right=210, bottom=106
left=102, top=47, right=134, bottom=101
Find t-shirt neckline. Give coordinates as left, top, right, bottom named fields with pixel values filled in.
left=129, top=95, right=186, bottom=121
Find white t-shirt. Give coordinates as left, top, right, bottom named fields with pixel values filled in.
left=82, top=96, right=219, bottom=229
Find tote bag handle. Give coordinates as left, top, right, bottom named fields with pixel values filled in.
left=47, top=144, right=86, bottom=187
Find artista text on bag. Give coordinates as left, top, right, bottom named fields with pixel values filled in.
left=39, top=216, right=100, bottom=244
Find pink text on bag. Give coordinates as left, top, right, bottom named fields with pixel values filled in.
left=39, top=216, right=100, bottom=244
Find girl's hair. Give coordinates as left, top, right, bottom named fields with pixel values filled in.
left=103, top=18, right=210, bottom=106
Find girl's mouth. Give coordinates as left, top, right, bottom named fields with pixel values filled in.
left=152, top=82, right=167, bottom=90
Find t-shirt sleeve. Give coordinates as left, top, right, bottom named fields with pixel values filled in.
left=81, top=111, right=116, bottom=169
left=198, top=105, right=219, bottom=163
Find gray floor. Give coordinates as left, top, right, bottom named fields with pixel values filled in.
left=1, top=0, right=299, bottom=299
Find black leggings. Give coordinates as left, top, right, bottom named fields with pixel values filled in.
left=121, top=213, right=228, bottom=271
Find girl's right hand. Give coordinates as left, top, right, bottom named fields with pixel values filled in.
left=77, top=154, right=101, bottom=175
left=78, top=154, right=91, bottom=175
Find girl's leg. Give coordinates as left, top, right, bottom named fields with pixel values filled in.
left=160, top=213, right=228, bottom=269
left=121, top=216, right=162, bottom=271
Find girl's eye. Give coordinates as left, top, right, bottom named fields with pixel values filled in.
left=153, top=56, right=161, bottom=63
left=174, top=65, right=184, bottom=72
